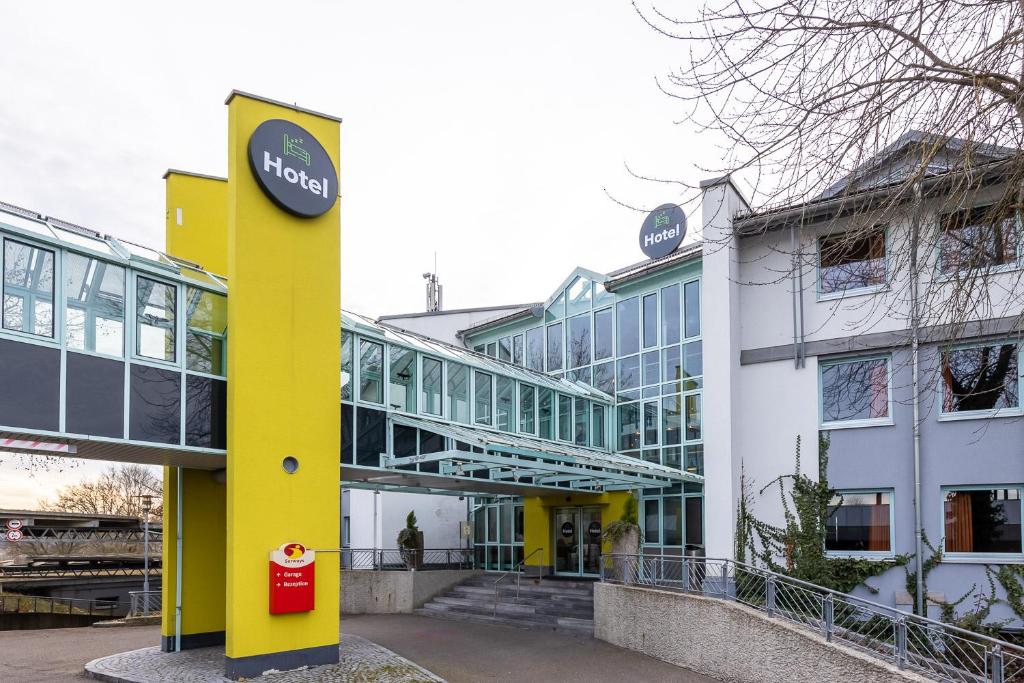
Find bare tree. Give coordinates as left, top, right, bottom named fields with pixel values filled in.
left=634, top=1, right=1024, bottom=615
left=40, top=463, right=162, bottom=519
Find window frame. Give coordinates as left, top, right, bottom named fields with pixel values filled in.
left=815, top=226, right=890, bottom=302
left=936, top=204, right=1023, bottom=278
left=2, top=237, right=58, bottom=342
left=940, top=484, right=1024, bottom=563
left=824, top=488, right=896, bottom=560
left=818, top=354, right=894, bottom=429
left=938, top=340, right=1023, bottom=421
left=133, top=274, right=179, bottom=366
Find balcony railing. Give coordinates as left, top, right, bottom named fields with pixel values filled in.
left=602, top=553, right=1024, bottom=683
left=128, top=590, right=161, bottom=617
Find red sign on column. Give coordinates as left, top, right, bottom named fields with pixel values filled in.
left=269, top=542, right=316, bottom=614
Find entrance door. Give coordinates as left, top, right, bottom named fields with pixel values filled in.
left=553, top=507, right=602, bottom=576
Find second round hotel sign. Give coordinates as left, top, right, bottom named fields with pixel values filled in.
left=639, top=203, right=687, bottom=259
left=248, top=119, right=339, bottom=218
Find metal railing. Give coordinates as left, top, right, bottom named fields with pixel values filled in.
left=128, top=590, right=161, bottom=617
left=602, top=554, right=1024, bottom=683
left=339, top=548, right=473, bottom=571
left=0, top=592, right=120, bottom=617
left=492, top=547, right=544, bottom=616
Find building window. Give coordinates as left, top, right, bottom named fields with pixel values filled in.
left=940, top=206, right=1020, bottom=274
left=593, top=360, right=615, bottom=395
left=526, top=327, right=544, bottom=371
left=136, top=277, right=176, bottom=362
left=944, top=487, right=1022, bottom=556
left=568, top=313, right=591, bottom=368
left=616, top=297, right=639, bottom=356
left=618, top=354, right=640, bottom=391
left=684, top=280, right=700, bottom=339
left=519, top=384, right=535, bottom=434
left=358, top=339, right=384, bottom=404
left=642, top=293, right=657, bottom=349
left=342, top=516, right=351, bottom=547
left=566, top=275, right=592, bottom=317
left=65, top=253, right=125, bottom=355
left=3, top=240, right=55, bottom=338
left=663, top=496, right=683, bottom=546
left=618, top=403, right=640, bottom=454
left=421, top=356, right=443, bottom=416
left=820, top=356, right=890, bottom=425
left=513, top=334, right=524, bottom=366
left=592, top=403, right=605, bottom=448
left=389, top=346, right=416, bottom=413
left=558, top=394, right=572, bottom=441
left=496, top=376, right=514, bottom=432
left=818, top=228, right=886, bottom=296
left=546, top=322, right=563, bottom=371
left=662, top=284, right=681, bottom=346
left=574, top=398, right=589, bottom=446
left=826, top=491, right=892, bottom=554
left=941, top=343, right=1019, bottom=415
left=643, top=400, right=659, bottom=446
left=644, top=499, right=660, bottom=544
left=447, top=363, right=469, bottom=423
left=474, top=371, right=492, bottom=425
left=594, top=307, right=613, bottom=361
left=184, top=288, right=227, bottom=375
left=498, top=336, right=512, bottom=362
left=486, top=342, right=497, bottom=358
left=538, top=388, right=553, bottom=439
left=341, top=332, right=353, bottom=401
left=662, top=396, right=679, bottom=446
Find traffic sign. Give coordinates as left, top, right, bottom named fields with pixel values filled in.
left=5, top=519, right=23, bottom=531
left=5, top=529, right=23, bottom=542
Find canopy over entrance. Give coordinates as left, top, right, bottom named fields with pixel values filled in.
left=341, top=413, right=699, bottom=498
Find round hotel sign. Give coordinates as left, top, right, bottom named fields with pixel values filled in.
left=248, top=119, right=338, bottom=218
left=561, top=522, right=574, bottom=538
left=639, top=204, right=687, bottom=259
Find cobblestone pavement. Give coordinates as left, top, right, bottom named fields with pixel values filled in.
left=84, top=634, right=444, bottom=683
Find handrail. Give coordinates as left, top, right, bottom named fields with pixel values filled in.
left=601, top=553, right=1024, bottom=682
left=493, top=548, right=543, bottom=616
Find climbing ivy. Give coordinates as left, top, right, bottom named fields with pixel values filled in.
left=735, top=433, right=907, bottom=594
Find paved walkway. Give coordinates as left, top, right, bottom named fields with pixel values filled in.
left=0, top=616, right=717, bottom=682
left=341, top=613, right=717, bottom=682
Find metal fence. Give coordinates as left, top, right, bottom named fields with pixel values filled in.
left=0, top=592, right=119, bottom=617
left=128, top=590, right=161, bottom=617
left=340, top=548, right=473, bottom=571
left=602, top=554, right=1024, bottom=683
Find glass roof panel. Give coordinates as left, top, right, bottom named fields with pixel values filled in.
left=48, top=225, right=120, bottom=258
left=0, top=210, right=56, bottom=240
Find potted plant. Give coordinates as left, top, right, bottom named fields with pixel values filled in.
left=397, top=510, right=424, bottom=570
left=601, top=494, right=641, bottom=584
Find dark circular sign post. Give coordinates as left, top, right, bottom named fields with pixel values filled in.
left=247, top=119, right=338, bottom=218
left=561, top=522, right=575, bottom=538
left=587, top=521, right=601, bottom=539
left=638, top=204, right=687, bottom=259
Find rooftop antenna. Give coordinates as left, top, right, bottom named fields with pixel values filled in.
left=422, top=253, right=442, bottom=312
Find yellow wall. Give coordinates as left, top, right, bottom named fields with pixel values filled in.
left=522, top=490, right=636, bottom=569
left=224, top=93, right=341, bottom=664
left=164, top=171, right=228, bottom=276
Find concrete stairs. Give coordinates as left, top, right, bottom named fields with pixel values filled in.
left=415, top=574, right=595, bottom=636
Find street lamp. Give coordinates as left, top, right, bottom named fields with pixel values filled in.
left=139, top=495, right=153, bottom=595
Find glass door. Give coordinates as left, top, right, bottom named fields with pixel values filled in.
left=554, top=508, right=581, bottom=575
left=581, top=507, right=602, bottom=576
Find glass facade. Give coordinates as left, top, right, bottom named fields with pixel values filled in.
left=0, top=214, right=228, bottom=451
left=466, top=266, right=705, bottom=557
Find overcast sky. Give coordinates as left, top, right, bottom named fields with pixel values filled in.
left=0, top=1, right=721, bottom=509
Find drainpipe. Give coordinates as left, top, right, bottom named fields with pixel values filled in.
left=910, top=181, right=924, bottom=616
left=174, top=466, right=183, bottom=652
left=790, top=225, right=800, bottom=369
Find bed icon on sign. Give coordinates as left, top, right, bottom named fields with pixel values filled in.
left=283, top=134, right=311, bottom=166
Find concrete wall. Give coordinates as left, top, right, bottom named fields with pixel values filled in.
left=595, top=583, right=929, bottom=683
left=339, top=569, right=480, bottom=614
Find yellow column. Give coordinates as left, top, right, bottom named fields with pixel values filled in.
left=163, top=170, right=229, bottom=276
left=224, top=91, right=341, bottom=679
left=159, top=468, right=228, bottom=652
